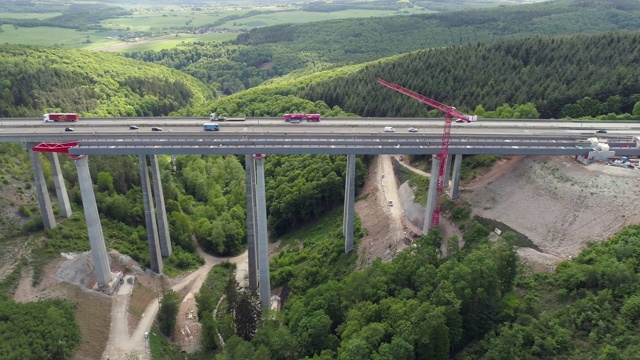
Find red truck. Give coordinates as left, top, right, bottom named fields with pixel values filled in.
left=284, top=113, right=320, bottom=122
left=43, top=113, right=79, bottom=122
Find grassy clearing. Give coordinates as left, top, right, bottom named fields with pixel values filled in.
left=128, top=281, right=158, bottom=332
left=0, top=24, right=237, bottom=51
left=393, top=158, right=429, bottom=204
left=105, top=13, right=202, bottom=31
left=474, top=216, right=541, bottom=251
left=220, top=9, right=414, bottom=29
left=60, top=283, right=112, bottom=360
left=0, top=12, right=62, bottom=19
left=0, top=25, right=114, bottom=48
left=97, top=33, right=239, bottom=53
left=460, top=155, right=508, bottom=182
left=0, top=258, right=27, bottom=294
left=270, top=207, right=361, bottom=292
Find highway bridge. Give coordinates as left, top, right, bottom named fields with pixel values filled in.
left=7, top=116, right=640, bottom=308
left=2, top=117, right=638, bottom=157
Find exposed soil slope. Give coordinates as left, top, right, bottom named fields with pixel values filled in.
left=462, top=155, right=640, bottom=269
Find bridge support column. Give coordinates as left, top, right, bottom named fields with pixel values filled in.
left=343, top=154, right=356, bottom=253
left=48, top=153, right=72, bottom=218
left=450, top=154, right=463, bottom=200
left=150, top=155, right=172, bottom=257
left=245, top=154, right=258, bottom=290
left=29, top=145, right=56, bottom=229
left=423, top=155, right=440, bottom=235
left=443, top=154, right=452, bottom=189
left=254, top=154, right=271, bottom=311
left=140, top=155, right=163, bottom=274
left=74, top=156, right=111, bottom=287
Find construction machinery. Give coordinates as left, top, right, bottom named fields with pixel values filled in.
left=377, top=78, right=475, bottom=229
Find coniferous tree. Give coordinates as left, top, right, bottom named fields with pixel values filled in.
left=234, top=290, right=262, bottom=341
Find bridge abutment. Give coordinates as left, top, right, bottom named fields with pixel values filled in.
left=74, top=156, right=111, bottom=287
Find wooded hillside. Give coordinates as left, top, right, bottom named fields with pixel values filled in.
left=124, top=0, right=640, bottom=96
left=297, top=31, right=640, bottom=118
left=233, top=0, right=640, bottom=69
left=189, top=31, right=640, bottom=119
left=0, top=44, right=212, bottom=117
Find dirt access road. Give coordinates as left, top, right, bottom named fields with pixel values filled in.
left=355, top=155, right=419, bottom=267
left=101, top=153, right=450, bottom=357
left=102, top=249, right=248, bottom=360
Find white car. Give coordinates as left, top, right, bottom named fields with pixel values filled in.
left=384, top=127, right=395, bottom=132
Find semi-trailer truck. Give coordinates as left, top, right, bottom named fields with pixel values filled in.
left=284, top=113, right=321, bottom=122
left=43, top=113, right=79, bottom=122
left=210, top=113, right=245, bottom=121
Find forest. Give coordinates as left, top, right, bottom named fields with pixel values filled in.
left=2, top=1, right=640, bottom=359
left=295, top=31, right=640, bottom=118
left=0, top=292, right=80, bottom=359
left=176, top=31, right=640, bottom=120
left=0, top=45, right=212, bottom=118
left=124, top=0, right=640, bottom=95
left=0, top=4, right=131, bottom=30
left=209, top=214, right=640, bottom=359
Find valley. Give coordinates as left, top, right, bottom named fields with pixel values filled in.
left=1, top=0, right=640, bottom=358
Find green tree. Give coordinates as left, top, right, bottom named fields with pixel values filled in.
left=234, top=290, right=261, bottom=341
left=157, top=290, right=180, bottom=337
left=632, top=101, right=640, bottom=118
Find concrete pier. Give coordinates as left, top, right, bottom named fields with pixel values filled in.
left=245, top=154, right=258, bottom=290
left=74, top=156, right=111, bottom=287
left=254, top=154, right=271, bottom=311
left=139, top=155, right=163, bottom=274
left=450, top=154, right=463, bottom=200
left=423, top=155, right=440, bottom=234
left=47, top=153, right=72, bottom=218
left=29, top=146, right=56, bottom=229
left=150, top=155, right=172, bottom=257
left=343, top=154, right=356, bottom=253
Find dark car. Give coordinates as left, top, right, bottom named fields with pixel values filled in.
left=129, top=125, right=139, bottom=130
left=596, top=129, right=607, bottom=133
left=151, top=127, right=162, bottom=131
left=64, top=127, right=74, bottom=132
left=408, top=127, right=418, bottom=132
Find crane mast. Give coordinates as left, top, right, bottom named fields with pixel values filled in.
left=377, top=78, right=471, bottom=229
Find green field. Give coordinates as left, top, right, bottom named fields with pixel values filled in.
left=0, top=25, right=108, bottom=48
left=0, top=25, right=237, bottom=51
left=0, top=12, right=62, bottom=20
left=0, top=0, right=551, bottom=51
left=85, top=33, right=239, bottom=52
left=220, top=8, right=431, bottom=29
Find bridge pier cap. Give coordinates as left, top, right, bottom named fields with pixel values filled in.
left=253, top=154, right=266, bottom=159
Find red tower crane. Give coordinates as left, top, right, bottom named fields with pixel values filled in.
left=377, top=78, right=473, bottom=229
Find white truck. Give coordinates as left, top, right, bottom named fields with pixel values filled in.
left=210, top=113, right=246, bottom=121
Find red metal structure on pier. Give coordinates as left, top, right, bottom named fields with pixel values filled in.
left=377, top=78, right=473, bottom=228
